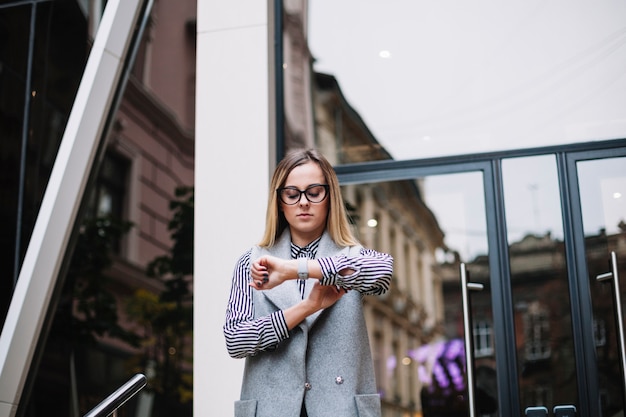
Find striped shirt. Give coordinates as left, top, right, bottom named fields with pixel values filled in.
left=223, top=242, right=393, bottom=359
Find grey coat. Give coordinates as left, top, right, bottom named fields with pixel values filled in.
left=235, top=231, right=382, bottom=417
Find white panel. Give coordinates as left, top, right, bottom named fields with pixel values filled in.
left=93, top=0, right=143, bottom=59
left=0, top=406, right=14, bottom=417
left=197, top=0, right=267, bottom=33
left=195, top=1, right=271, bottom=416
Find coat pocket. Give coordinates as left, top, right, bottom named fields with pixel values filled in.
left=234, top=399, right=257, bottom=417
left=354, top=393, right=382, bottom=417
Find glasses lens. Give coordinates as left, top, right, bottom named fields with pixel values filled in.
left=280, top=188, right=302, bottom=204
left=305, top=185, right=327, bottom=203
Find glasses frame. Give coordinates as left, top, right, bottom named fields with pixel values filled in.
left=276, top=183, right=330, bottom=205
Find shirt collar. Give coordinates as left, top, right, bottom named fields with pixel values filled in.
left=290, top=236, right=322, bottom=259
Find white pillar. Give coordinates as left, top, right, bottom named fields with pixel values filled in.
left=195, top=1, right=274, bottom=416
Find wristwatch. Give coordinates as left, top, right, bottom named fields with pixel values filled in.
left=298, top=257, right=309, bottom=280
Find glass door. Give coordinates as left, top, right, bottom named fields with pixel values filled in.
left=501, top=155, right=580, bottom=417
left=339, top=166, right=504, bottom=417
left=337, top=143, right=626, bottom=417
left=570, top=151, right=626, bottom=417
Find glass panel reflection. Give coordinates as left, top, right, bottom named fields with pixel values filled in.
left=502, top=155, right=578, bottom=414
left=1, top=1, right=196, bottom=415
left=577, top=156, right=626, bottom=416
left=0, top=3, right=30, bottom=324
left=342, top=172, right=497, bottom=417
left=0, top=1, right=88, bottom=314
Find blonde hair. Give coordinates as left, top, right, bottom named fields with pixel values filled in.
left=258, top=149, right=359, bottom=248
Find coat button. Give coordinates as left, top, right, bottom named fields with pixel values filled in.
left=335, top=376, right=344, bottom=385
left=304, top=382, right=312, bottom=390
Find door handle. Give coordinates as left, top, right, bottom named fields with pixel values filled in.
left=553, top=404, right=577, bottom=416
left=595, top=251, right=626, bottom=400
left=524, top=406, right=548, bottom=416
left=460, top=263, right=484, bottom=417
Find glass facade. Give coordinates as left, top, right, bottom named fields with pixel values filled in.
left=0, top=0, right=195, bottom=415
left=281, top=1, right=626, bottom=416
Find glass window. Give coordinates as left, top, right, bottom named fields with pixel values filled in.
left=85, top=151, right=130, bottom=254
left=594, top=318, right=607, bottom=347
left=473, top=320, right=494, bottom=358
left=88, top=152, right=129, bottom=220
left=523, top=304, right=551, bottom=361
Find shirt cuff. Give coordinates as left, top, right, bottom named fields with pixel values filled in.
left=317, top=255, right=357, bottom=287
left=271, top=310, right=290, bottom=341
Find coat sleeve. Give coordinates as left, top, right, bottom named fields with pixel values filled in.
left=223, top=250, right=290, bottom=358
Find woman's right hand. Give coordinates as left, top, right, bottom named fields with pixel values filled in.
left=306, top=280, right=347, bottom=311
left=283, top=280, right=347, bottom=330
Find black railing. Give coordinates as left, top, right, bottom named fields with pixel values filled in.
left=83, top=373, right=147, bottom=417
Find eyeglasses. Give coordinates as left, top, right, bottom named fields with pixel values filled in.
left=277, top=184, right=329, bottom=205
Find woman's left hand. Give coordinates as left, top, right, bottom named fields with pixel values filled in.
left=250, top=255, right=289, bottom=290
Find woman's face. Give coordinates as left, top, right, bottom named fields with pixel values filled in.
left=278, top=161, right=329, bottom=246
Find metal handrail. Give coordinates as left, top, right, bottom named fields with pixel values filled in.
left=83, top=373, right=147, bottom=417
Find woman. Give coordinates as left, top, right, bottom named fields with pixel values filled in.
left=224, top=149, right=393, bottom=417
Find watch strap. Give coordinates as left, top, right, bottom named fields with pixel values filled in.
left=297, top=257, right=309, bottom=280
